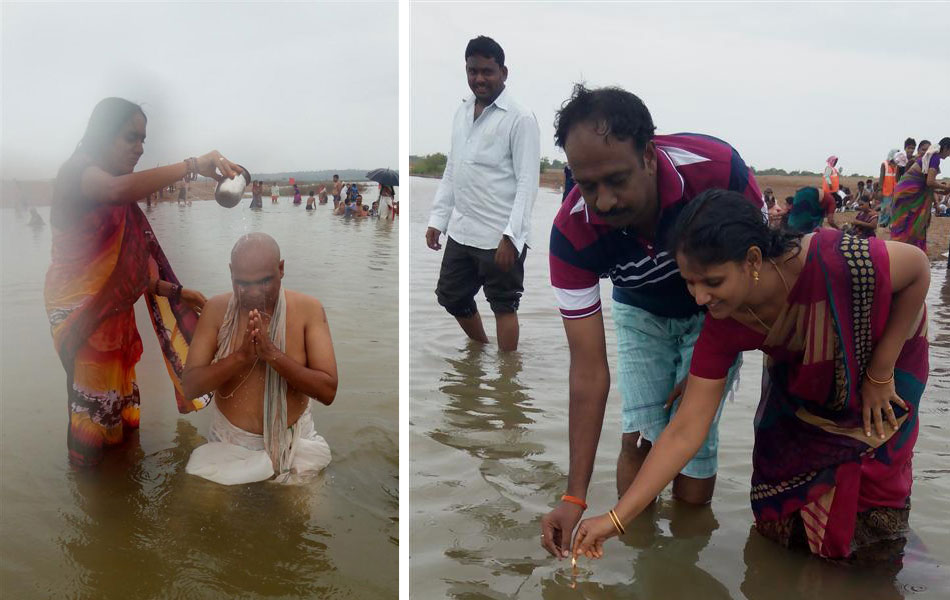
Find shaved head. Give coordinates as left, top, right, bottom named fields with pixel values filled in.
left=231, top=232, right=281, bottom=267
left=229, top=233, right=284, bottom=311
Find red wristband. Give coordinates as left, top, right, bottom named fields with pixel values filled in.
left=561, top=494, right=587, bottom=510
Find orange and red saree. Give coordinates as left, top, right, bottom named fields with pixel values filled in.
left=45, top=158, right=209, bottom=466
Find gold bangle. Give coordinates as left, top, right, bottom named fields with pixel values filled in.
left=865, top=370, right=894, bottom=385
left=606, top=510, right=620, bottom=532
left=608, top=509, right=626, bottom=535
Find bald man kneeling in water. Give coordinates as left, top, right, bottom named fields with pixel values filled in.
left=182, top=233, right=338, bottom=484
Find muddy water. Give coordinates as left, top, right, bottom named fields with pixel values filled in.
left=409, top=176, right=949, bottom=599
left=0, top=197, right=398, bottom=599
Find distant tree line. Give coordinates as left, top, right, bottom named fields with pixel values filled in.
left=751, top=167, right=871, bottom=178
left=409, top=157, right=874, bottom=180
left=253, top=169, right=371, bottom=181
left=410, top=153, right=568, bottom=177
left=751, top=167, right=821, bottom=177
left=409, top=153, right=448, bottom=176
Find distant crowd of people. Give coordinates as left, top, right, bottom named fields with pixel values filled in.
left=761, top=137, right=950, bottom=251
left=247, top=174, right=397, bottom=220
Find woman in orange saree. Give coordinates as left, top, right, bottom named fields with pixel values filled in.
left=45, top=97, right=242, bottom=466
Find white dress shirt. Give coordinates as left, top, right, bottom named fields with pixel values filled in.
left=427, top=87, right=540, bottom=253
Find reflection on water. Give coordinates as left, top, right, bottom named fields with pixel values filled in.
left=59, top=420, right=335, bottom=598
left=1, top=200, right=397, bottom=598
left=410, top=176, right=950, bottom=599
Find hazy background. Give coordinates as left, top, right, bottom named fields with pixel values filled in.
left=411, top=2, right=949, bottom=176
left=2, top=2, right=398, bottom=180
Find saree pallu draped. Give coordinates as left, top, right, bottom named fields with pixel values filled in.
left=750, top=229, right=927, bottom=559
left=45, top=166, right=210, bottom=466
left=889, top=156, right=941, bottom=251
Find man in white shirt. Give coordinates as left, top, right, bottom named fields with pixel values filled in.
left=425, top=35, right=540, bottom=351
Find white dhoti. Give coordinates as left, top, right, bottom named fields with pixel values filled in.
left=186, top=288, right=331, bottom=485
left=186, top=403, right=331, bottom=485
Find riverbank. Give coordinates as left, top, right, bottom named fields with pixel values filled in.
left=0, top=178, right=374, bottom=206
left=538, top=170, right=950, bottom=261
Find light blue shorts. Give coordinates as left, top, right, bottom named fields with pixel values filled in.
left=613, top=301, right=741, bottom=479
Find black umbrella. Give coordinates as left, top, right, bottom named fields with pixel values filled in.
left=365, top=168, right=399, bottom=187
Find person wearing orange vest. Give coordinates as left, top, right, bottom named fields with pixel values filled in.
left=878, top=149, right=900, bottom=227
left=822, top=155, right=840, bottom=208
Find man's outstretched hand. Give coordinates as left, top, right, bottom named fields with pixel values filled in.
left=540, top=502, right=585, bottom=559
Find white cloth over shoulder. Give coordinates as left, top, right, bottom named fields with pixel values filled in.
left=185, top=288, right=331, bottom=485
left=186, top=403, right=331, bottom=485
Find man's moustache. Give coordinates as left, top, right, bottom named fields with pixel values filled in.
left=594, top=208, right=632, bottom=218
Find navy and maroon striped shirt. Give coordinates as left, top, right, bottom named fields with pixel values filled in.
left=549, top=133, right=763, bottom=320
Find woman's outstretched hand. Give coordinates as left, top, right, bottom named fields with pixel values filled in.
left=196, top=151, right=241, bottom=181
left=571, top=513, right=619, bottom=560
left=181, top=288, right=207, bottom=314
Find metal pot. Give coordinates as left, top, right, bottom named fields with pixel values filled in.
left=214, top=165, right=251, bottom=208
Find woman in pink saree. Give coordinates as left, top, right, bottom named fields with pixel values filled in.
left=572, top=189, right=929, bottom=562
left=45, top=97, right=242, bottom=466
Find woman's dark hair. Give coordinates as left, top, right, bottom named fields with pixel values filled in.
left=465, top=35, right=505, bottom=67
left=939, top=137, right=950, bottom=152
left=671, top=189, right=802, bottom=266
left=78, top=97, right=146, bottom=160
left=554, top=84, right=656, bottom=155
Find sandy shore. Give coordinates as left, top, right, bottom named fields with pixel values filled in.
left=540, top=170, right=950, bottom=262
left=0, top=178, right=372, bottom=206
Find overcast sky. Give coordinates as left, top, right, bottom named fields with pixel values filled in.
left=2, top=2, right=397, bottom=180
left=411, top=2, right=949, bottom=176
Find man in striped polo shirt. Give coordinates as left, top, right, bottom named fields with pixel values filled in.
left=540, top=85, right=763, bottom=559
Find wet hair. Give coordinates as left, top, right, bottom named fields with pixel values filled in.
left=904, top=137, right=916, bottom=149
left=939, top=137, right=950, bottom=152
left=333, top=174, right=339, bottom=179
left=465, top=35, right=505, bottom=67
left=554, top=84, right=656, bottom=157
left=671, top=189, right=802, bottom=266
left=78, top=97, right=146, bottom=160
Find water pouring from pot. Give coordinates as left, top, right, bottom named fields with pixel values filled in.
left=213, top=163, right=252, bottom=208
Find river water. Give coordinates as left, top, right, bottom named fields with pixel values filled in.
left=409, top=176, right=949, bottom=599
left=0, top=196, right=398, bottom=599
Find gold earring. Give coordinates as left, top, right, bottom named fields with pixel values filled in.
left=753, top=271, right=760, bottom=284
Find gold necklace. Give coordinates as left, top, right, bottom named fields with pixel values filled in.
left=744, top=259, right=790, bottom=334
left=217, top=356, right=259, bottom=400
left=746, top=306, right=772, bottom=333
